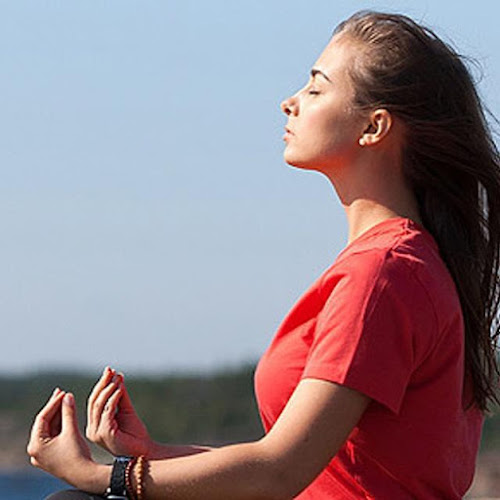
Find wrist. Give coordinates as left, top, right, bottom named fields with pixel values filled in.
left=138, top=436, right=154, bottom=458
left=147, top=439, right=166, bottom=459
left=79, top=462, right=112, bottom=495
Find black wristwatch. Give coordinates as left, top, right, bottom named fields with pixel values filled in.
left=104, top=456, right=133, bottom=499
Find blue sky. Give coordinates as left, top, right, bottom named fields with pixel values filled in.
left=2, top=0, right=499, bottom=374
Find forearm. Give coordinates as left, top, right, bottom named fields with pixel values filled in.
left=147, top=440, right=214, bottom=459
left=136, top=440, right=288, bottom=500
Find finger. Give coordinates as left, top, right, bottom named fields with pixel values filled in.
left=87, top=367, right=114, bottom=423
left=101, top=385, right=123, bottom=428
left=90, top=375, right=121, bottom=431
left=88, top=367, right=115, bottom=408
left=86, top=367, right=116, bottom=432
left=87, top=379, right=120, bottom=444
left=42, top=388, right=64, bottom=411
left=117, top=375, right=135, bottom=411
left=48, top=404, right=63, bottom=438
left=28, top=391, right=66, bottom=454
left=35, top=391, right=66, bottom=430
left=39, top=387, right=62, bottom=426
left=61, top=392, right=80, bottom=434
left=50, top=387, right=62, bottom=399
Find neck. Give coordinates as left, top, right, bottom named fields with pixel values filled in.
left=323, top=152, right=422, bottom=244
left=343, top=199, right=422, bottom=244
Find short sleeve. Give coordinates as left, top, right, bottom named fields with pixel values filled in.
left=301, top=251, right=437, bottom=414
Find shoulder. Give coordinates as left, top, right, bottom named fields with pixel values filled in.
left=318, top=242, right=426, bottom=308
left=317, top=219, right=463, bottom=348
left=320, top=218, right=453, bottom=304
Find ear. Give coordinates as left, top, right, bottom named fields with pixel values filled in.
left=358, top=109, right=393, bottom=147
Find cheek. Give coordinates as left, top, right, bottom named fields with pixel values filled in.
left=304, top=111, right=354, bottom=154
left=283, top=104, right=360, bottom=169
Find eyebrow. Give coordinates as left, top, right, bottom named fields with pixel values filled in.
left=311, top=68, right=332, bottom=83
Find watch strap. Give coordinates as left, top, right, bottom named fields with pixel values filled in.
left=105, top=456, right=133, bottom=499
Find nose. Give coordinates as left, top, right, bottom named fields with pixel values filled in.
left=281, top=95, right=298, bottom=116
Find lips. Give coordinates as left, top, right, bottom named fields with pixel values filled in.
left=283, top=127, right=294, bottom=141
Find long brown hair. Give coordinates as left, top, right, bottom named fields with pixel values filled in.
left=334, top=10, right=500, bottom=411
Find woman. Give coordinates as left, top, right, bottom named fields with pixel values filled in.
left=28, top=10, right=500, bottom=499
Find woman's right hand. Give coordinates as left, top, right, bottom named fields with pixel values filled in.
left=85, top=367, right=152, bottom=457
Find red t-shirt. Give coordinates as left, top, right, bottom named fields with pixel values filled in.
left=254, top=217, right=483, bottom=499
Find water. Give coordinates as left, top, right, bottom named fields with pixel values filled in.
left=0, top=469, right=69, bottom=500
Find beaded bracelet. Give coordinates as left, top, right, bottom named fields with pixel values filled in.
left=125, top=457, right=138, bottom=500
left=135, top=455, right=147, bottom=500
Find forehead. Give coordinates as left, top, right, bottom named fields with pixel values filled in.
left=313, top=36, right=358, bottom=81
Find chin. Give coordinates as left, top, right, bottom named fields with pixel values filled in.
left=283, top=151, right=318, bottom=171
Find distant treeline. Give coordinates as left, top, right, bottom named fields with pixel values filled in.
left=0, top=364, right=263, bottom=465
left=0, top=364, right=498, bottom=467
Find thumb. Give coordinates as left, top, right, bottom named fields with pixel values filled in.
left=61, top=392, right=80, bottom=433
left=118, top=377, right=134, bottom=411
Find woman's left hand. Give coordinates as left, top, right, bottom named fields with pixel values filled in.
left=27, top=388, right=110, bottom=494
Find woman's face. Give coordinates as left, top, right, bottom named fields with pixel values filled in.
left=281, top=36, right=368, bottom=173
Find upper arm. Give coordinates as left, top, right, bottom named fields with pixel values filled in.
left=258, top=377, right=370, bottom=498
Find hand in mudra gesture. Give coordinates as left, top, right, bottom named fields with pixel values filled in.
left=27, top=389, right=105, bottom=493
left=86, top=366, right=152, bottom=457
